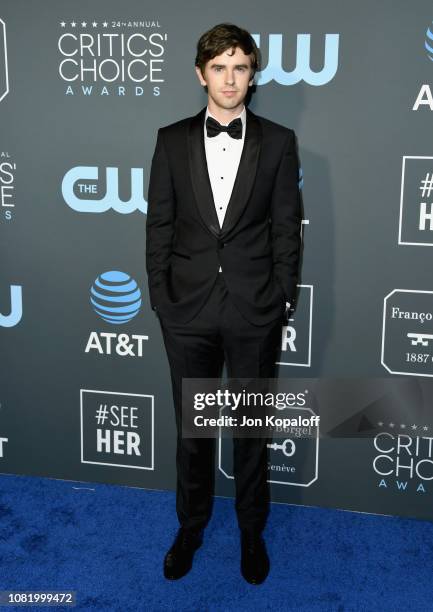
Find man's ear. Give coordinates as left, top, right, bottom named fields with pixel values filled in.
left=195, top=65, right=207, bottom=86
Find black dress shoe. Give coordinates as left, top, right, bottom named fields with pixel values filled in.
left=163, top=527, right=204, bottom=580
left=240, top=529, right=270, bottom=585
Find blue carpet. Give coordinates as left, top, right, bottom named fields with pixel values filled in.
left=0, top=473, right=431, bottom=611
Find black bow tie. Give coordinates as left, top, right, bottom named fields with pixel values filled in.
left=205, top=116, right=243, bottom=139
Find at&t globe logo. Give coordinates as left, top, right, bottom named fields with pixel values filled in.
left=90, top=270, right=142, bottom=324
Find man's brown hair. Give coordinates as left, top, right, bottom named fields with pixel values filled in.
left=195, top=23, right=260, bottom=80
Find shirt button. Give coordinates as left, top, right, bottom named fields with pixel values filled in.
left=219, top=206, right=222, bottom=210
left=220, top=176, right=224, bottom=179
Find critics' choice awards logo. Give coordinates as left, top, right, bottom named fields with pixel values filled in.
left=57, top=19, right=166, bottom=97
left=398, top=157, right=433, bottom=246
left=0, top=18, right=9, bottom=102
left=0, top=284, right=22, bottom=328
left=382, top=289, right=433, bottom=377
left=80, top=389, right=154, bottom=470
left=277, top=285, right=313, bottom=368
left=252, top=33, right=339, bottom=86
left=62, top=166, right=147, bottom=214
left=85, top=271, right=148, bottom=357
left=1, top=152, right=16, bottom=221
left=373, top=422, right=433, bottom=494
left=412, top=21, right=433, bottom=110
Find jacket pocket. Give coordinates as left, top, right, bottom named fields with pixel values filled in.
left=172, top=250, right=191, bottom=260
left=250, top=250, right=272, bottom=260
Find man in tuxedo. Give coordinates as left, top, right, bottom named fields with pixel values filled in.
left=146, top=22, right=302, bottom=584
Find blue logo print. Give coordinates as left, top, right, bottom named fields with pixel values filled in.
left=425, top=23, right=433, bottom=62
left=253, top=33, right=339, bottom=86
left=0, top=285, right=22, bottom=327
left=62, top=167, right=147, bottom=214
left=90, top=271, right=142, bottom=324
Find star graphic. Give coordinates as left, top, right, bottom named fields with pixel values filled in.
left=71, top=21, right=76, bottom=27
left=60, top=21, right=66, bottom=27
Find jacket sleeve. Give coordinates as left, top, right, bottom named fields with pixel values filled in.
left=145, top=128, right=176, bottom=308
left=270, top=129, right=302, bottom=307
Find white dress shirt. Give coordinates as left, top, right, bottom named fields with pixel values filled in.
left=203, top=105, right=290, bottom=311
left=204, top=105, right=246, bottom=272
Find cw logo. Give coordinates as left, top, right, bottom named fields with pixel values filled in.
left=252, top=33, right=339, bottom=86
left=0, top=285, right=22, bottom=327
left=62, top=167, right=147, bottom=214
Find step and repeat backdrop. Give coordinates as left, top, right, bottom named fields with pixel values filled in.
left=2, top=1, right=433, bottom=521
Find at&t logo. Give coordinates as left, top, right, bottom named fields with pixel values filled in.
left=85, top=271, right=148, bottom=356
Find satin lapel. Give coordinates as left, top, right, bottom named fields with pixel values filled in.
left=220, top=107, right=262, bottom=237
left=187, top=106, right=262, bottom=239
left=188, top=107, right=221, bottom=238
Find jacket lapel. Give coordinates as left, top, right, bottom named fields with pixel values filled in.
left=188, top=105, right=262, bottom=239
left=188, top=107, right=221, bottom=237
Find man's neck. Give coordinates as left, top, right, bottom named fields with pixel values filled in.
left=206, top=100, right=245, bottom=125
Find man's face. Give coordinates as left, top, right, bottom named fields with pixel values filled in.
left=195, top=46, right=254, bottom=110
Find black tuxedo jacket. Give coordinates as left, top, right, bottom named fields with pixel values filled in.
left=146, top=105, right=302, bottom=326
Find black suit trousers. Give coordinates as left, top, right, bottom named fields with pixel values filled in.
left=158, top=272, right=283, bottom=533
